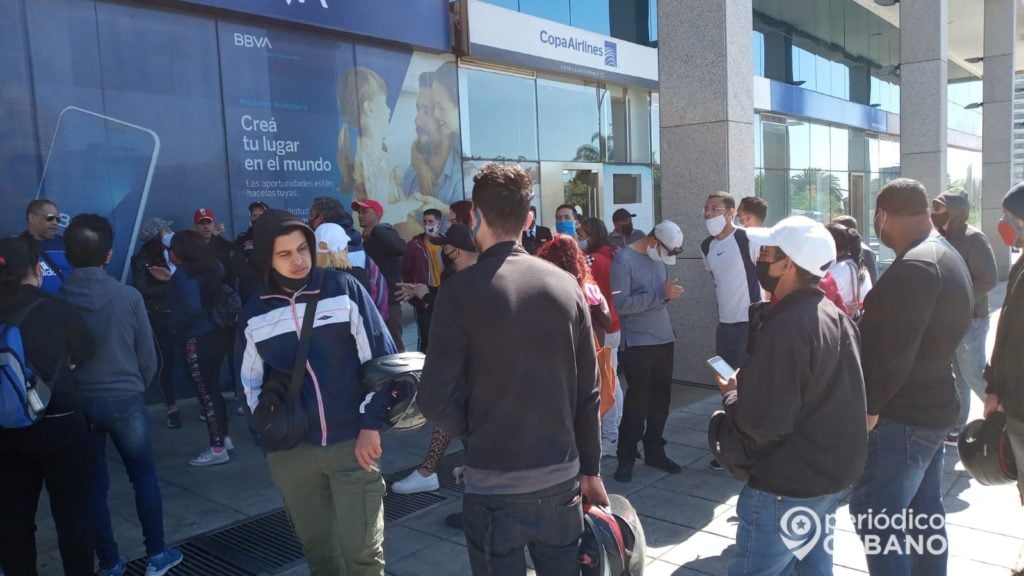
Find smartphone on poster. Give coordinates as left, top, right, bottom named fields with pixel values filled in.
left=706, top=355, right=737, bottom=381
left=36, top=106, right=161, bottom=283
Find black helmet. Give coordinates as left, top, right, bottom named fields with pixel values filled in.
left=360, top=352, right=427, bottom=432
left=579, top=494, right=646, bottom=575
left=958, top=412, right=1018, bottom=486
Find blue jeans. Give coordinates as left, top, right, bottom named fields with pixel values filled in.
left=849, top=421, right=948, bottom=576
left=717, top=322, right=750, bottom=368
left=953, top=315, right=989, bottom=432
left=728, top=485, right=840, bottom=576
left=81, top=393, right=166, bottom=567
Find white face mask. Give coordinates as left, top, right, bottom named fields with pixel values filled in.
left=647, top=245, right=675, bottom=265
left=578, top=238, right=589, bottom=252
left=706, top=214, right=727, bottom=236
left=161, top=232, right=174, bottom=248
left=425, top=224, right=439, bottom=237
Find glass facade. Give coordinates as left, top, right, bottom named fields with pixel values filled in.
left=481, top=0, right=658, bottom=47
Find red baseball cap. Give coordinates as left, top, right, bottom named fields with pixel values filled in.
left=193, top=208, right=216, bottom=224
left=352, top=200, right=384, bottom=219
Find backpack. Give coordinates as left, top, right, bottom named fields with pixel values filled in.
left=0, top=301, right=54, bottom=428
left=208, top=284, right=243, bottom=328
left=701, top=228, right=761, bottom=305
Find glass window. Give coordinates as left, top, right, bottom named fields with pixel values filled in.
left=787, top=121, right=810, bottom=171
left=816, top=53, right=832, bottom=97
left=460, top=67, right=538, bottom=160
left=627, top=90, right=652, bottom=163
left=830, top=126, right=849, bottom=172
left=537, top=77, right=601, bottom=161
left=651, top=92, right=660, bottom=165
left=754, top=114, right=764, bottom=169
left=483, top=0, right=519, bottom=9
left=612, top=173, right=642, bottom=203
left=753, top=30, right=765, bottom=77
left=519, top=0, right=570, bottom=25
left=809, top=123, right=830, bottom=170
left=570, top=0, right=610, bottom=36
left=603, top=86, right=652, bottom=163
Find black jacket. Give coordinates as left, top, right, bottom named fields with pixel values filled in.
left=986, top=256, right=1024, bottom=420
left=363, top=224, right=406, bottom=301
left=716, top=288, right=867, bottom=498
left=0, top=285, right=96, bottom=414
left=521, top=225, right=552, bottom=255
left=936, top=190, right=998, bottom=318
left=232, top=227, right=262, bottom=303
left=860, top=236, right=973, bottom=428
left=418, top=242, right=601, bottom=477
left=130, top=240, right=172, bottom=314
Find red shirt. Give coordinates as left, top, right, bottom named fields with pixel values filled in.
left=587, top=245, right=621, bottom=333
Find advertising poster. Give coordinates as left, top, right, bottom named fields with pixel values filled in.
left=219, top=22, right=462, bottom=238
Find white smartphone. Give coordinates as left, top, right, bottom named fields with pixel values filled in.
left=707, top=355, right=736, bottom=381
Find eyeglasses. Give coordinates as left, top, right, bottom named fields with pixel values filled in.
left=656, top=238, right=683, bottom=257
left=703, top=206, right=728, bottom=215
left=36, top=213, right=58, bottom=223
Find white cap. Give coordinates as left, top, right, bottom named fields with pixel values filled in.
left=653, top=220, right=684, bottom=264
left=745, top=216, right=836, bottom=275
left=314, top=223, right=351, bottom=253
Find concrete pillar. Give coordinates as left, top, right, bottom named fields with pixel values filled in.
left=898, top=0, right=948, bottom=200
left=658, top=0, right=753, bottom=385
left=982, top=0, right=1016, bottom=279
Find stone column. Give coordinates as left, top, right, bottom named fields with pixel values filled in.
left=982, top=0, right=1016, bottom=279
left=658, top=0, right=753, bottom=385
left=899, top=0, right=948, bottom=200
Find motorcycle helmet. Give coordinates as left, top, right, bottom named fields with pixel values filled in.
left=579, top=494, right=646, bottom=575
left=958, top=412, right=1018, bottom=486
left=360, top=352, right=426, bottom=432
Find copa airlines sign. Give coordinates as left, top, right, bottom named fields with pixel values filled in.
left=467, top=0, right=656, bottom=89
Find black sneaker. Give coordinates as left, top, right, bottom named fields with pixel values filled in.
left=709, top=459, right=724, bottom=471
left=443, top=512, right=463, bottom=530
left=614, top=460, right=634, bottom=483
left=166, top=410, right=182, bottom=429
left=646, top=454, right=682, bottom=474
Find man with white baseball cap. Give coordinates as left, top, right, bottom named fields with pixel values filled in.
left=610, top=220, right=685, bottom=482
left=709, top=215, right=867, bottom=576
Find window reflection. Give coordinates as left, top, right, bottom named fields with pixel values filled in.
left=460, top=67, right=538, bottom=160
left=519, top=0, right=570, bottom=25
left=537, top=77, right=601, bottom=161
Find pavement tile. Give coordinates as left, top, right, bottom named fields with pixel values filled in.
left=638, top=515, right=699, bottom=559
left=629, top=485, right=729, bottom=532
left=660, top=530, right=735, bottom=574
left=652, top=467, right=744, bottom=506
left=386, top=539, right=471, bottom=576
left=643, top=558, right=707, bottom=575
left=384, top=525, right=446, bottom=565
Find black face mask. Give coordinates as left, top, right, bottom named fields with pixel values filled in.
left=756, top=260, right=781, bottom=294
left=621, top=224, right=634, bottom=236
left=272, top=269, right=309, bottom=293
left=441, top=250, right=456, bottom=270
left=930, top=212, right=950, bottom=231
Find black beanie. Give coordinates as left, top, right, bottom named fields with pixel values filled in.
left=1005, top=183, right=1024, bottom=220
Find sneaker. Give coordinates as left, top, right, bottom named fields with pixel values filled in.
left=146, top=548, right=184, bottom=576
left=709, top=459, right=724, bottom=471
left=601, top=440, right=618, bottom=458
left=166, top=410, right=182, bottom=429
left=452, top=466, right=465, bottom=486
left=224, top=436, right=235, bottom=451
left=444, top=512, right=464, bottom=530
left=614, top=460, right=634, bottom=483
left=646, top=454, right=682, bottom=474
left=189, top=448, right=230, bottom=467
left=945, top=432, right=960, bottom=446
left=97, top=558, right=127, bottom=576
left=391, top=470, right=439, bottom=494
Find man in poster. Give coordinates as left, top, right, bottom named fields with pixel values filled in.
left=401, top=63, right=463, bottom=207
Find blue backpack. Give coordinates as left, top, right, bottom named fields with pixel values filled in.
left=0, top=301, right=53, bottom=428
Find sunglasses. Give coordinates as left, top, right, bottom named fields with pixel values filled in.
left=37, top=213, right=58, bottom=223
left=656, top=238, right=683, bottom=257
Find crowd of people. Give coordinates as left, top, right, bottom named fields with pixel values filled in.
left=2, top=167, right=1024, bottom=576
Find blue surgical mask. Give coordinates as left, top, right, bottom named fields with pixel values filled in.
left=555, top=220, right=576, bottom=236
left=472, top=208, right=483, bottom=239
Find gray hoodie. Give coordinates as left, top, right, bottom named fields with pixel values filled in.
left=58, top=267, right=158, bottom=397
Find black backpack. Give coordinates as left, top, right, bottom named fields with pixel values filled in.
left=208, top=284, right=242, bottom=328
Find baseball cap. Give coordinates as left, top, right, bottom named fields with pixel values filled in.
left=193, top=208, right=215, bottom=224
left=314, top=223, right=351, bottom=253
left=612, top=208, right=637, bottom=222
left=745, top=215, right=836, bottom=276
left=652, top=221, right=684, bottom=264
left=139, top=218, right=173, bottom=242
left=248, top=201, right=270, bottom=212
left=352, top=199, right=384, bottom=219
left=429, top=224, right=477, bottom=253
left=1004, top=183, right=1024, bottom=220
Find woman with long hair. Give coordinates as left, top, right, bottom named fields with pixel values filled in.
left=538, top=234, right=612, bottom=341
left=826, top=223, right=873, bottom=317
left=0, top=236, right=96, bottom=574
left=168, top=230, right=232, bottom=466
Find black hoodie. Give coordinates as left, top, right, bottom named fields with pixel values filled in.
left=252, top=209, right=317, bottom=292
left=935, top=190, right=998, bottom=318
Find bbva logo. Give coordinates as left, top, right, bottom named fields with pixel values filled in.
left=284, top=0, right=329, bottom=7
left=234, top=33, right=272, bottom=49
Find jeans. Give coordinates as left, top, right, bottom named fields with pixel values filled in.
left=728, top=486, right=841, bottom=576
left=600, top=331, right=623, bottom=451
left=849, top=420, right=948, bottom=576
left=716, top=321, right=750, bottom=369
left=266, top=440, right=385, bottom=576
left=81, top=393, right=167, bottom=567
left=182, top=332, right=229, bottom=448
left=617, top=342, right=674, bottom=462
left=463, top=478, right=583, bottom=576
left=1005, top=416, right=1024, bottom=505
left=0, top=412, right=95, bottom=576
left=149, top=311, right=177, bottom=408
left=953, top=315, right=990, bottom=432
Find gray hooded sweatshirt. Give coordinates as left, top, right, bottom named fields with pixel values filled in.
left=58, top=267, right=158, bottom=397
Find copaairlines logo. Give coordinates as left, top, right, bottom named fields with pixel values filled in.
left=284, top=0, right=329, bottom=7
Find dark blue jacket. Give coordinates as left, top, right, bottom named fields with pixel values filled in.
left=19, top=233, right=71, bottom=295
left=238, top=267, right=396, bottom=446
left=168, top=262, right=220, bottom=339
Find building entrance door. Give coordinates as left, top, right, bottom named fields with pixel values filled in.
left=539, top=162, right=603, bottom=227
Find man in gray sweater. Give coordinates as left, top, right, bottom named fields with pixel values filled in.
left=610, top=220, right=685, bottom=482
left=58, top=214, right=182, bottom=576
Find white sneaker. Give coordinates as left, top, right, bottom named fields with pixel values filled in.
left=189, top=448, right=230, bottom=467
left=391, top=470, right=439, bottom=494
left=452, top=466, right=465, bottom=486
left=224, top=436, right=235, bottom=451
